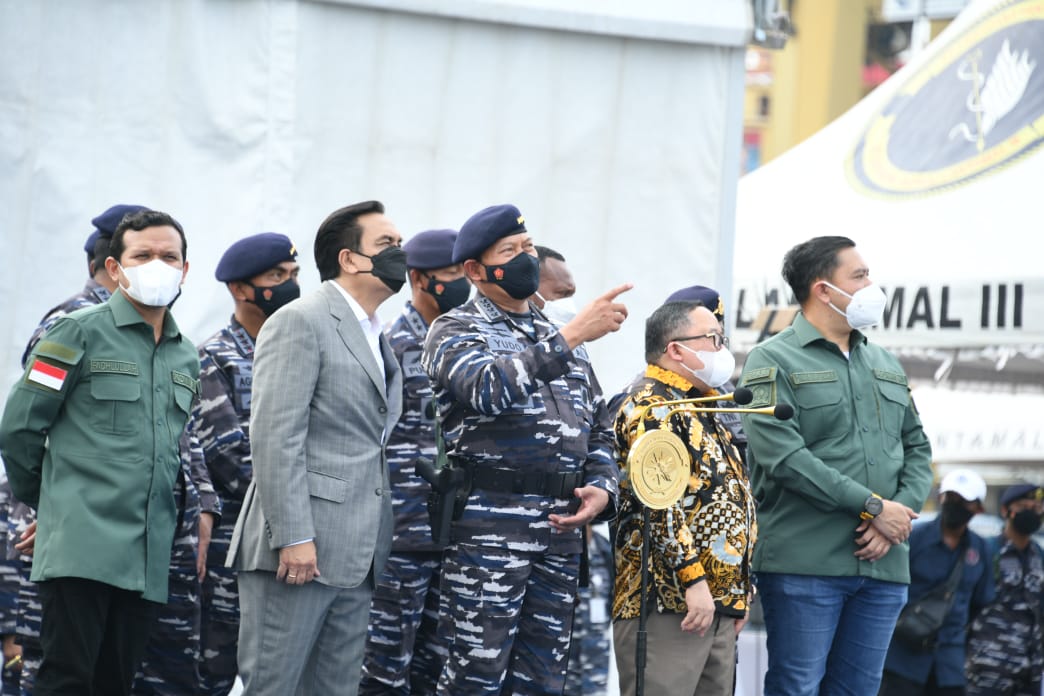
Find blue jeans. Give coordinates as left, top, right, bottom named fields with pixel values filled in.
left=757, top=572, right=908, bottom=696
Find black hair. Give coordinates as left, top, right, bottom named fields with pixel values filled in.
left=645, top=300, right=705, bottom=364
left=535, top=245, right=565, bottom=263
left=781, top=236, right=856, bottom=304
left=89, top=237, right=112, bottom=276
left=110, top=210, right=186, bottom=264
left=313, top=200, right=385, bottom=281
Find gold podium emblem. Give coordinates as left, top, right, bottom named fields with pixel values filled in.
left=626, top=430, right=690, bottom=509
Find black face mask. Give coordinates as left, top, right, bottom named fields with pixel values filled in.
left=940, top=500, right=975, bottom=530
left=248, top=279, right=301, bottom=317
left=424, top=275, right=470, bottom=313
left=356, top=247, right=407, bottom=293
left=1011, top=509, right=1043, bottom=536
left=484, top=251, right=540, bottom=300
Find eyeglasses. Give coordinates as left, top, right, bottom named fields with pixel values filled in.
left=667, top=332, right=730, bottom=351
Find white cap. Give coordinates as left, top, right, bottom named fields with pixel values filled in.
left=939, top=468, right=987, bottom=502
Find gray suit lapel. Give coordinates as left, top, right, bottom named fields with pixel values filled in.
left=379, top=333, right=397, bottom=388
left=322, top=283, right=388, bottom=403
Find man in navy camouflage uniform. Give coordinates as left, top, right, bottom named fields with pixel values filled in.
left=133, top=428, right=222, bottom=696
left=421, top=204, right=628, bottom=695
left=966, top=483, right=1044, bottom=696
left=192, top=232, right=301, bottom=695
left=360, top=228, right=471, bottom=695
left=2, top=204, right=146, bottom=695
left=529, top=246, right=612, bottom=696
left=562, top=524, right=613, bottom=696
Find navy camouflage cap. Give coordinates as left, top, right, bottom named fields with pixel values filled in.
left=665, top=285, right=725, bottom=323
left=404, top=229, right=459, bottom=270
left=215, top=232, right=298, bottom=282
left=452, top=204, right=527, bottom=264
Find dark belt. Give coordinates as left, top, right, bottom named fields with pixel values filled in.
left=469, top=467, right=584, bottom=499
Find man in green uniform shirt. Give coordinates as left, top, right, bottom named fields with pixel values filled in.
left=738, top=235, right=932, bottom=696
left=0, top=209, right=199, bottom=696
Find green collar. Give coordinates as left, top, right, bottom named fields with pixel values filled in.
left=792, top=311, right=867, bottom=350
left=108, top=289, right=182, bottom=340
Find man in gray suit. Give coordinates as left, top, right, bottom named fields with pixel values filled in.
left=228, top=200, right=406, bottom=695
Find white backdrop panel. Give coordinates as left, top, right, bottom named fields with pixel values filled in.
left=0, top=0, right=746, bottom=397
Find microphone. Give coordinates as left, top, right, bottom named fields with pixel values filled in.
left=732, top=387, right=753, bottom=405
left=773, top=404, right=794, bottom=420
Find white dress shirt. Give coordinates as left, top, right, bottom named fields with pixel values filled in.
left=328, top=280, right=386, bottom=382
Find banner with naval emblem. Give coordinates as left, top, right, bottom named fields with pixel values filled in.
left=849, top=0, right=1044, bottom=197
left=733, top=0, right=1044, bottom=353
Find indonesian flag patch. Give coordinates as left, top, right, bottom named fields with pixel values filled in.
left=27, top=360, right=68, bottom=391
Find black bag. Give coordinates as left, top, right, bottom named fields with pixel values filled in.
left=892, top=545, right=965, bottom=651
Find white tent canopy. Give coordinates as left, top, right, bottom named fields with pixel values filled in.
left=732, top=0, right=1044, bottom=355
left=0, top=0, right=750, bottom=397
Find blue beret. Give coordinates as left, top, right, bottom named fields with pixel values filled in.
left=665, top=285, right=725, bottom=322
left=83, top=230, right=102, bottom=255
left=453, top=204, right=527, bottom=264
left=404, top=229, right=459, bottom=270
left=1000, top=483, right=1042, bottom=508
left=215, top=232, right=299, bottom=282
left=91, top=204, right=150, bottom=238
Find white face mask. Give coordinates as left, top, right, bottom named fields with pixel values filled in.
left=822, top=281, right=886, bottom=330
left=536, top=292, right=578, bottom=324
left=675, top=342, right=736, bottom=389
left=118, top=259, right=184, bottom=307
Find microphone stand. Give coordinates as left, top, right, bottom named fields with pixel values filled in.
left=636, top=504, right=651, bottom=696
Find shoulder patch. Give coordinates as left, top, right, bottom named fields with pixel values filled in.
left=746, top=382, right=775, bottom=409
left=740, top=366, right=776, bottom=384
left=872, top=369, right=907, bottom=386
left=33, top=340, right=83, bottom=366
left=475, top=296, right=506, bottom=323
left=740, top=366, right=777, bottom=408
left=789, top=371, right=838, bottom=386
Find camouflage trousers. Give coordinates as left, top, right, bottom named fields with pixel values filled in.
left=132, top=494, right=202, bottom=695
left=967, top=608, right=1043, bottom=696
left=14, top=563, right=42, bottom=696
left=436, top=544, right=579, bottom=695
left=360, top=551, right=446, bottom=696
left=561, top=586, right=611, bottom=696
left=199, top=524, right=240, bottom=696
left=0, top=558, right=21, bottom=696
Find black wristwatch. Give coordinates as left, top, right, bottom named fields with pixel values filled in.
left=860, top=493, right=883, bottom=521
